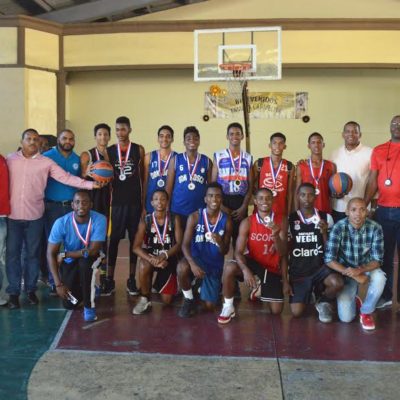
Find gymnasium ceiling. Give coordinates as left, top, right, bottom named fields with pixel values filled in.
left=0, top=0, right=207, bottom=23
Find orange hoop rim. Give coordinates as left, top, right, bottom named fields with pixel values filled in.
left=219, top=62, right=252, bottom=72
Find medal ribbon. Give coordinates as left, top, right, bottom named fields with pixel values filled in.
left=95, top=148, right=101, bottom=161
left=72, top=214, right=92, bottom=248
left=256, top=212, right=275, bottom=226
left=269, top=157, right=283, bottom=190
left=184, top=153, right=200, bottom=183
left=308, top=159, right=324, bottom=189
left=152, top=212, right=169, bottom=246
left=158, top=151, right=173, bottom=178
left=117, top=142, right=131, bottom=175
left=228, top=149, right=242, bottom=182
left=203, top=209, right=222, bottom=235
left=297, top=208, right=320, bottom=225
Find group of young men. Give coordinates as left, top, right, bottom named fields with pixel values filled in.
left=1, top=115, right=399, bottom=330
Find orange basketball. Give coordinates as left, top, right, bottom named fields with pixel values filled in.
left=329, top=172, right=353, bottom=197
left=91, top=160, right=114, bottom=184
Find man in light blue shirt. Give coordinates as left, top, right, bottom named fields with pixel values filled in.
left=47, top=190, right=106, bottom=322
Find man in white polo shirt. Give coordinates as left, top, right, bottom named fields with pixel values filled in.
left=330, top=121, right=373, bottom=222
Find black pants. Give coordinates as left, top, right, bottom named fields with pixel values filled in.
left=107, top=204, right=141, bottom=269
left=60, top=257, right=96, bottom=309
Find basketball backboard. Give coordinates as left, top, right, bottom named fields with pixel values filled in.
left=194, top=27, right=282, bottom=82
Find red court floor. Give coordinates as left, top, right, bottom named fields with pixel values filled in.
left=56, top=241, right=400, bottom=362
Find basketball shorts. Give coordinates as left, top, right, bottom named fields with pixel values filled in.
left=152, top=256, right=178, bottom=296
left=239, top=257, right=283, bottom=302
left=289, top=265, right=332, bottom=304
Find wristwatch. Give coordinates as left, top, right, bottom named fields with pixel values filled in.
left=59, top=252, right=66, bottom=259
left=81, top=249, right=89, bottom=258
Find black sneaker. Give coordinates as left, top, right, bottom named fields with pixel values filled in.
left=101, top=278, right=115, bottom=296
left=178, top=298, right=195, bottom=318
left=126, top=278, right=139, bottom=296
left=27, top=292, right=39, bottom=305
left=8, top=295, right=20, bottom=310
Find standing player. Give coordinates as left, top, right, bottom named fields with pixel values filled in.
left=330, top=121, right=373, bottom=222
left=143, top=125, right=176, bottom=213
left=102, top=116, right=145, bottom=296
left=80, top=123, right=112, bottom=290
left=132, top=189, right=182, bottom=314
left=218, top=188, right=289, bottom=324
left=253, top=132, right=294, bottom=218
left=166, top=126, right=212, bottom=230
left=212, top=122, right=253, bottom=249
left=177, top=183, right=232, bottom=318
left=47, top=190, right=107, bottom=322
left=288, top=183, right=343, bottom=323
left=295, top=132, right=336, bottom=214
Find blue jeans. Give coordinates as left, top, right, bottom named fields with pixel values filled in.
left=375, top=206, right=400, bottom=301
left=0, top=217, right=7, bottom=294
left=44, top=201, right=72, bottom=285
left=337, top=268, right=386, bottom=322
left=6, top=218, right=44, bottom=295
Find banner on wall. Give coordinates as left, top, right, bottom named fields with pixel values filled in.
left=204, top=91, right=308, bottom=119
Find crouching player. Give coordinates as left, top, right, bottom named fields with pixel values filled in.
left=132, top=189, right=182, bottom=314
left=47, top=190, right=107, bottom=322
left=218, top=188, right=289, bottom=324
left=288, top=183, right=343, bottom=323
left=177, top=182, right=232, bottom=318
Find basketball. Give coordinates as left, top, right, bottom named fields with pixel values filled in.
left=90, top=160, right=114, bottom=183
left=329, top=172, right=353, bottom=197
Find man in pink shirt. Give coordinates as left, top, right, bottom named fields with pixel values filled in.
left=6, top=129, right=100, bottom=309
left=0, top=153, right=10, bottom=306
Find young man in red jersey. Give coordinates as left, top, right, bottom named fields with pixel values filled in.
left=295, top=132, right=336, bottom=214
left=253, top=132, right=294, bottom=218
left=218, top=188, right=290, bottom=324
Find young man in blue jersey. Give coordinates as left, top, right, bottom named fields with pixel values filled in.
left=212, top=122, right=253, bottom=249
left=47, top=190, right=107, bottom=322
left=132, top=189, right=182, bottom=314
left=166, top=126, right=212, bottom=231
left=143, top=125, right=176, bottom=213
left=177, top=182, right=233, bottom=318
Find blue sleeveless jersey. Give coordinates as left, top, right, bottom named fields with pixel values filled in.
left=146, top=150, right=176, bottom=212
left=191, top=208, right=228, bottom=276
left=170, top=153, right=210, bottom=217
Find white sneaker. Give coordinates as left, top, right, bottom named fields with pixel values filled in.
left=132, top=296, right=152, bottom=315
left=217, top=303, right=236, bottom=324
left=0, top=296, right=7, bottom=306
left=315, top=301, right=333, bottom=323
left=376, top=298, right=392, bottom=309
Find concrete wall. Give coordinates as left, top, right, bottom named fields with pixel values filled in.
left=66, top=68, right=398, bottom=161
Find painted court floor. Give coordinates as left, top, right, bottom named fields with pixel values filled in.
left=1, top=240, right=400, bottom=400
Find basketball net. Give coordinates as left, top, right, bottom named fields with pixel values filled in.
left=219, top=62, right=251, bottom=105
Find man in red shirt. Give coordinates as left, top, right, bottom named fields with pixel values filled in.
left=0, top=154, right=10, bottom=306
left=253, top=132, right=295, bottom=218
left=218, top=188, right=290, bottom=324
left=296, top=132, right=336, bottom=214
left=364, top=115, right=400, bottom=309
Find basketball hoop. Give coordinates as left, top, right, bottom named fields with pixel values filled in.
left=217, top=62, right=251, bottom=105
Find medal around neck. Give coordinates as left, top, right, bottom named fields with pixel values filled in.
left=119, top=173, right=126, bottom=181
left=157, top=179, right=165, bottom=188
left=384, top=178, right=392, bottom=187
left=188, top=182, right=196, bottom=190
left=205, top=232, right=213, bottom=240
